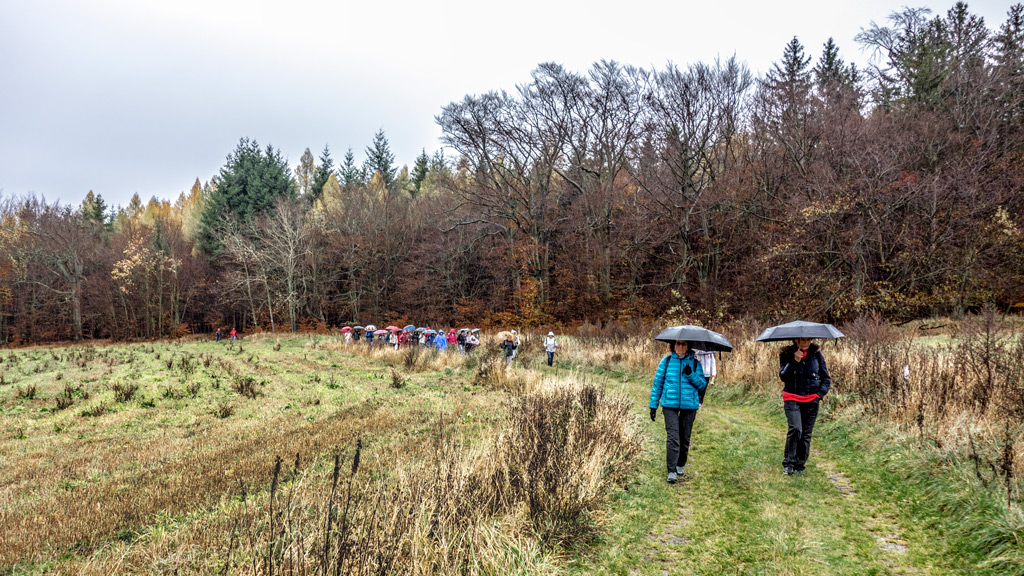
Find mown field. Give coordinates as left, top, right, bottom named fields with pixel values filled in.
left=2, top=323, right=1023, bottom=575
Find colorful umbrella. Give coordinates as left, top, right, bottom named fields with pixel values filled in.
left=340, top=326, right=353, bottom=332
left=373, top=329, right=389, bottom=335
left=353, top=325, right=365, bottom=331
left=403, top=325, right=416, bottom=332
left=386, top=325, right=400, bottom=331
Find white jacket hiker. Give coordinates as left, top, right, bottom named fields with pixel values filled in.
left=544, top=332, right=557, bottom=366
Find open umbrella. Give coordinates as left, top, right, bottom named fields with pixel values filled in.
left=340, top=326, right=353, bottom=333
left=496, top=331, right=513, bottom=341
left=386, top=325, right=400, bottom=331
left=373, top=329, right=389, bottom=335
left=403, top=325, right=415, bottom=332
left=654, top=325, right=733, bottom=352
left=353, top=325, right=365, bottom=331
left=423, top=329, right=437, bottom=336
left=365, top=324, right=377, bottom=331
left=470, top=328, right=480, bottom=333
left=413, top=327, right=425, bottom=333
left=755, top=320, right=845, bottom=342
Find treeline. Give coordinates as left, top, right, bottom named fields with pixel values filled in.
left=1, top=1, right=1023, bottom=343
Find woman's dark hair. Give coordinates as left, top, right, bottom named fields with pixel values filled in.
left=669, top=341, right=690, bottom=354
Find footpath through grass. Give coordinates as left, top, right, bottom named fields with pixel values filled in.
left=567, top=385, right=992, bottom=576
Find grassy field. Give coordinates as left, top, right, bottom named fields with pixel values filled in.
left=2, top=331, right=1022, bottom=574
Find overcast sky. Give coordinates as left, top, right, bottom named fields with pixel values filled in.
left=0, top=0, right=1014, bottom=208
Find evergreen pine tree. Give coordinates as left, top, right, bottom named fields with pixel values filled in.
left=196, top=137, right=296, bottom=257
left=310, top=144, right=335, bottom=202
left=341, top=147, right=363, bottom=188
left=362, top=129, right=397, bottom=190
left=80, top=191, right=107, bottom=226
left=410, top=148, right=429, bottom=196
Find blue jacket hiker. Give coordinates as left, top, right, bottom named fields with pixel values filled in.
left=649, top=341, right=708, bottom=484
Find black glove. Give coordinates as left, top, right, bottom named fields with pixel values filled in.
left=650, top=408, right=657, bottom=421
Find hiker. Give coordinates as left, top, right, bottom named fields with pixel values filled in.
left=649, top=340, right=708, bottom=483
left=456, top=330, right=467, bottom=354
left=398, top=330, right=409, bottom=349
left=510, top=330, right=521, bottom=360
left=230, top=328, right=237, bottom=341
left=544, top=331, right=557, bottom=366
left=694, top=349, right=717, bottom=401
left=344, top=330, right=352, bottom=345
left=465, top=332, right=479, bottom=353
left=447, top=329, right=457, bottom=347
left=501, top=334, right=517, bottom=366
left=778, top=337, right=831, bottom=475
left=366, top=330, right=374, bottom=347
left=433, top=330, right=448, bottom=351
left=215, top=328, right=222, bottom=342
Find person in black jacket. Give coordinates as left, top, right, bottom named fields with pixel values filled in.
left=778, top=337, right=831, bottom=475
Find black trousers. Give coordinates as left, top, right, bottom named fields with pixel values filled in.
left=547, top=351, right=554, bottom=366
left=783, top=399, right=820, bottom=471
left=663, top=408, right=697, bottom=472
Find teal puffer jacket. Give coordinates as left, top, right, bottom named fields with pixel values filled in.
left=649, top=352, right=708, bottom=411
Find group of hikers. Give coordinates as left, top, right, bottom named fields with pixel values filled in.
left=338, top=326, right=560, bottom=366
left=648, top=321, right=837, bottom=484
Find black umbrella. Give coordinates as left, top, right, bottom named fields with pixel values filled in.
left=654, top=325, right=733, bottom=352
left=755, top=320, right=845, bottom=342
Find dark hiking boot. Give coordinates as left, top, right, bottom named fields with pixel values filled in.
left=783, top=466, right=794, bottom=475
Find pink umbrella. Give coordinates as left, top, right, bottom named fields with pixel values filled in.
left=340, top=326, right=353, bottom=332
left=373, top=329, right=389, bottom=335
left=385, top=325, right=400, bottom=331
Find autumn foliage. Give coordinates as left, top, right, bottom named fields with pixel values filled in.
left=1, top=3, right=1023, bottom=344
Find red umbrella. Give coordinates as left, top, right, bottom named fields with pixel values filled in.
left=385, top=325, right=400, bottom=331
left=340, top=326, right=353, bottom=332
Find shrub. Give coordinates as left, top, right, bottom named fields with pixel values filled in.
left=389, top=369, right=407, bottom=390
left=14, top=385, right=37, bottom=400
left=54, top=385, right=75, bottom=411
left=232, top=375, right=261, bottom=399
left=112, top=382, right=138, bottom=403
left=216, top=402, right=234, bottom=418
left=80, top=403, right=109, bottom=418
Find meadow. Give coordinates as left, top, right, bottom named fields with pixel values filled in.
left=3, top=315, right=1024, bottom=574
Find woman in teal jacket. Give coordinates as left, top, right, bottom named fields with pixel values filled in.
left=650, top=340, right=708, bottom=483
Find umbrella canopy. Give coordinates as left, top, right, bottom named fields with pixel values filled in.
left=413, top=327, right=425, bottom=333
left=496, top=331, right=513, bottom=341
left=654, top=325, right=733, bottom=352
left=373, top=329, right=389, bottom=335
left=755, top=320, right=845, bottom=342
left=353, top=326, right=365, bottom=331
left=386, top=325, right=400, bottom=331
left=470, top=328, right=480, bottom=333
left=403, top=325, right=416, bottom=332
left=340, top=326, right=353, bottom=332
left=423, top=329, right=437, bottom=336
left=365, top=324, right=377, bottom=331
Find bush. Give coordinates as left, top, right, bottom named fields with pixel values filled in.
left=112, top=382, right=138, bottom=403
left=232, top=375, right=261, bottom=399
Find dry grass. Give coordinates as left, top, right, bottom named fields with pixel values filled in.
left=1, top=336, right=643, bottom=574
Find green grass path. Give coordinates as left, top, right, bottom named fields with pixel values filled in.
left=568, top=397, right=965, bottom=576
